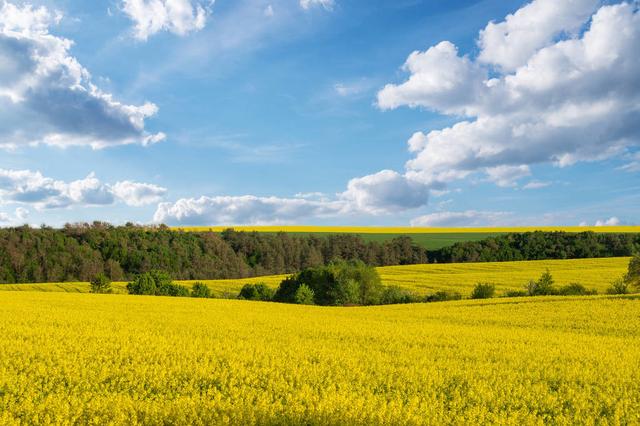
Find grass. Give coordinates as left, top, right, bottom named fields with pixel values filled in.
left=1, top=257, right=629, bottom=297
left=1, top=291, right=639, bottom=423
left=174, top=225, right=640, bottom=249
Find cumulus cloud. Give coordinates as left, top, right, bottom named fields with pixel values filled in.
left=154, top=195, right=344, bottom=225
left=154, top=170, right=433, bottom=225
left=0, top=2, right=164, bottom=149
left=340, top=170, right=430, bottom=215
left=378, top=1, right=640, bottom=190
left=111, top=181, right=167, bottom=206
left=0, top=207, right=29, bottom=225
left=0, top=169, right=166, bottom=209
left=120, top=0, right=211, bottom=41
left=410, top=210, right=512, bottom=227
left=300, top=0, right=334, bottom=11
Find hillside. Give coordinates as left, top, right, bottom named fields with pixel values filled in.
left=1, top=292, right=638, bottom=424
left=1, top=257, right=629, bottom=297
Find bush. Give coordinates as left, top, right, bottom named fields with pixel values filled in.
left=526, top=270, right=557, bottom=296
left=606, top=278, right=630, bottom=295
left=293, top=284, right=315, bottom=305
left=274, top=260, right=382, bottom=306
left=380, top=286, right=419, bottom=305
left=504, top=290, right=528, bottom=298
left=127, top=271, right=189, bottom=297
left=191, top=282, right=212, bottom=298
left=557, top=283, right=596, bottom=296
left=471, top=283, right=495, bottom=299
left=239, top=283, right=274, bottom=301
left=90, top=273, right=112, bottom=294
left=425, top=290, right=462, bottom=303
left=625, top=254, right=640, bottom=289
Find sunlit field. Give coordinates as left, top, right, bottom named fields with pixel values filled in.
left=0, top=257, right=629, bottom=297
left=175, top=225, right=640, bottom=234
left=1, top=292, right=639, bottom=424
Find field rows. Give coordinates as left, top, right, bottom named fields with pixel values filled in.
left=0, top=257, right=630, bottom=297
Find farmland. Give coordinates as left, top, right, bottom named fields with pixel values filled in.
left=176, top=225, right=640, bottom=249
left=0, top=257, right=629, bottom=297
left=1, top=291, right=639, bottom=424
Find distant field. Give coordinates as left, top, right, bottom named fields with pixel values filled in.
left=1, top=257, right=629, bottom=297
left=2, top=292, right=639, bottom=423
left=174, top=225, right=640, bottom=249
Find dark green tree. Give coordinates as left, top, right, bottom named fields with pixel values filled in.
left=293, top=284, right=315, bottom=305
left=90, top=273, right=112, bottom=294
left=471, top=283, right=495, bottom=299
left=191, top=282, right=212, bottom=298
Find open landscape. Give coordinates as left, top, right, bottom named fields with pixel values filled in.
left=2, top=0, right=640, bottom=423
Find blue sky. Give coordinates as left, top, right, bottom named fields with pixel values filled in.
left=0, top=0, right=638, bottom=227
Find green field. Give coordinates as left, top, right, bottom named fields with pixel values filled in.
left=175, top=225, right=640, bottom=249
left=1, top=257, right=629, bottom=297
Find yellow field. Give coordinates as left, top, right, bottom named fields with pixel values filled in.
left=0, top=257, right=629, bottom=297
left=1, top=291, right=639, bottom=424
left=175, top=225, right=640, bottom=234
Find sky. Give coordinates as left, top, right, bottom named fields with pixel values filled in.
left=0, top=0, right=638, bottom=227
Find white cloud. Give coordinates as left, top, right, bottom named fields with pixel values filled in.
left=121, top=0, right=211, bottom=41
left=377, top=1, right=640, bottom=190
left=0, top=2, right=164, bottom=149
left=154, top=195, right=345, bottom=225
left=0, top=169, right=166, bottom=209
left=111, top=181, right=168, bottom=206
left=300, top=0, right=334, bottom=11
left=620, top=152, right=640, bottom=172
left=0, top=207, right=29, bottom=225
left=595, top=217, right=621, bottom=226
left=523, top=180, right=551, bottom=190
left=154, top=170, right=434, bottom=225
left=14, top=206, right=28, bottom=220
left=485, top=165, right=531, bottom=187
left=264, top=5, right=274, bottom=17
left=410, top=210, right=512, bottom=227
left=477, top=0, right=598, bottom=71
left=340, top=170, right=430, bottom=215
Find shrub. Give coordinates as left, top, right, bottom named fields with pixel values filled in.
left=127, top=271, right=189, bottom=297
left=239, top=283, right=274, bottom=301
left=274, top=260, right=382, bottom=306
left=293, top=284, right=315, bottom=305
left=606, top=278, right=630, bottom=295
left=191, top=282, right=212, bottom=298
left=526, top=270, right=557, bottom=296
left=380, top=286, right=419, bottom=305
left=90, top=273, right=112, bottom=294
left=625, top=254, right=640, bottom=289
left=425, top=290, right=462, bottom=303
left=471, top=283, right=495, bottom=299
left=557, top=283, right=597, bottom=296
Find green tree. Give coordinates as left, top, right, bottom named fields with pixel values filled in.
left=191, top=282, right=212, bottom=298
left=625, top=254, right=640, bottom=288
left=471, top=283, right=495, bottom=299
left=526, top=269, right=556, bottom=296
left=606, top=277, right=630, bottom=295
left=239, top=283, right=274, bottom=301
left=90, top=273, right=112, bottom=294
left=293, top=284, right=315, bottom=305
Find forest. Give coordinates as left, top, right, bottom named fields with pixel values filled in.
left=0, top=222, right=638, bottom=284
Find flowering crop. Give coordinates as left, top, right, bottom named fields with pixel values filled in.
left=0, top=257, right=629, bottom=297
left=1, top=292, right=639, bottom=424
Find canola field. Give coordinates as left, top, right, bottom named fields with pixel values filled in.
left=1, top=291, right=639, bottom=424
left=175, top=225, right=640, bottom=250
left=0, top=257, right=629, bottom=297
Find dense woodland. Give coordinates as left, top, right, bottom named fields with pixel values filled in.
left=0, top=222, right=638, bottom=284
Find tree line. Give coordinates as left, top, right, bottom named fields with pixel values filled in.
left=0, top=222, right=638, bottom=284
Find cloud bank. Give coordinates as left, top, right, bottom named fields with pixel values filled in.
left=0, top=2, right=164, bottom=149
left=0, top=169, right=167, bottom=209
